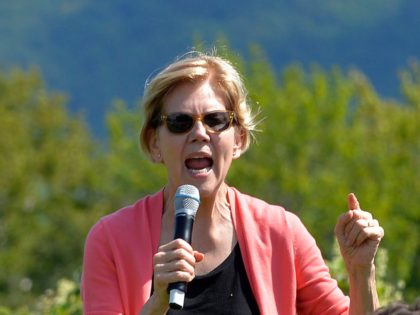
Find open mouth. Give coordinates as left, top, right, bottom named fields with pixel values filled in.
left=185, top=157, right=213, bottom=174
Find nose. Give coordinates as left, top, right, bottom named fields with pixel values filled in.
left=189, top=120, right=210, bottom=142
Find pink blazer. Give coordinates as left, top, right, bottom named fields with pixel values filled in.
left=82, top=187, right=349, bottom=314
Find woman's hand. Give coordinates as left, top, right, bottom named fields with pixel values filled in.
left=142, top=239, right=204, bottom=313
left=334, top=193, right=384, bottom=274
left=335, top=193, right=385, bottom=314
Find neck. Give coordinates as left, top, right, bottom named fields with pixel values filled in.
left=162, top=183, right=231, bottom=221
left=197, top=183, right=231, bottom=222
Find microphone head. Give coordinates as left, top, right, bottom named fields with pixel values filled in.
left=174, top=185, right=200, bottom=218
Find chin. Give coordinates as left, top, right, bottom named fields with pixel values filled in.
left=193, top=181, right=225, bottom=200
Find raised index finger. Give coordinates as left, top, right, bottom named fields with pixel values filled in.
left=348, top=192, right=361, bottom=210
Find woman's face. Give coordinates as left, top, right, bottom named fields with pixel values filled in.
left=149, top=80, right=242, bottom=200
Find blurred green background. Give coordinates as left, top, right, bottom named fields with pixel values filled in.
left=0, top=1, right=419, bottom=313
left=1, top=0, right=419, bottom=135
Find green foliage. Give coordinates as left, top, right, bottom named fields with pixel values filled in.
left=31, top=278, right=81, bottom=315
left=227, top=48, right=419, bottom=299
left=0, top=278, right=82, bottom=315
left=0, top=69, right=103, bottom=307
left=0, top=47, right=419, bottom=310
left=327, top=242, right=405, bottom=305
left=103, top=100, right=166, bottom=206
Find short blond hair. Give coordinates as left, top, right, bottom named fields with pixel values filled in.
left=139, top=52, right=257, bottom=157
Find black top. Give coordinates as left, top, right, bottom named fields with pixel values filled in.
left=167, top=243, right=260, bottom=314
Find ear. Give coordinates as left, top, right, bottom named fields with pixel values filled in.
left=148, top=129, right=162, bottom=163
left=232, top=127, right=244, bottom=159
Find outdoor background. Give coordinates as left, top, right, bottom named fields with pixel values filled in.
left=0, top=1, right=419, bottom=313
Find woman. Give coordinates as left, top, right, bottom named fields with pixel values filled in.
left=82, top=52, right=384, bottom=314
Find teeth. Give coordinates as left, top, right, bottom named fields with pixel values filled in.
left=189, top=167, right=211, bottom=174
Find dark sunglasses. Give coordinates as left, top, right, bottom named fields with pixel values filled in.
left=158, top=111, right=236, bottom=134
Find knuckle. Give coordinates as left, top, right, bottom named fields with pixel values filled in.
left=173, top=238, right=186, bottom=247
left=153, top=262, right=165, bottom=274
left=174, top=247, right=186, bottom=258
left=153, top=252, right=164, bottom=264
left=174, top=270, right=190, bottom=281
left=175, top=259, right=190, bottom=270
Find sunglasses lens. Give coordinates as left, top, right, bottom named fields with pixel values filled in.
left=203, top=112, right=231, bottom=132
left=166, top=113, right=194, bottom=133
left=162, top=111, right=233, bottom=134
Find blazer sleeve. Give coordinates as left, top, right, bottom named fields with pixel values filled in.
left=290, top=213, right=350, bottom=315
left=81, top=220, right=124, bottom=315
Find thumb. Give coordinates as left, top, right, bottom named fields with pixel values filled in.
left=348, top=192, right=361, bottom=210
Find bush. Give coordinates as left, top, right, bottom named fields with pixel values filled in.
left=0, top=278, right=82, bottom=315
left=327, top=242, right=405, bottom=306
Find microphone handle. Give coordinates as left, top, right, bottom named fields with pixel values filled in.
left=168, top=213, right=195, bottom=309
left=173, top=213, right=194, bottom=243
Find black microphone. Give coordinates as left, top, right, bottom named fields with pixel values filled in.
left=168, top=184, right=200, bottom=309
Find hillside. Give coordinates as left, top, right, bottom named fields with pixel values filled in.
left=0, top=0, right=419, bottom=135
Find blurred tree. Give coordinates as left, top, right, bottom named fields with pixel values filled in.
left=102, top=99, right=166, bottom=207
left=227, top=47, right=419, bottom=299
left=0, top=69, right=104, bottom=307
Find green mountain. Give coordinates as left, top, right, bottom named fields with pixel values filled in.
left=0, top=0, right=419, bottom=135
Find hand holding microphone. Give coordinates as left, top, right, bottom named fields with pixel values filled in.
left=150, top=185, right=201, bottom=311
left=167, top=184, right=201, bottom=309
